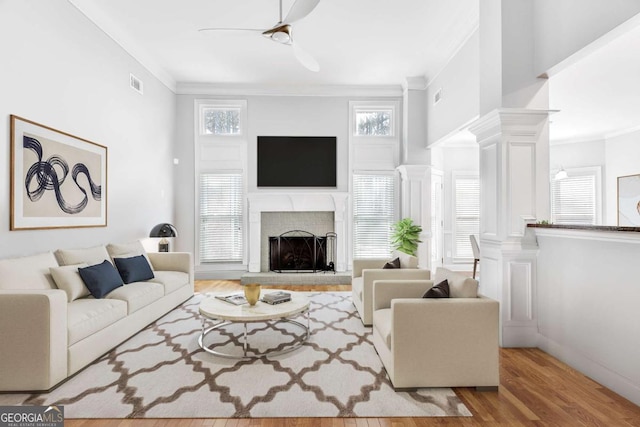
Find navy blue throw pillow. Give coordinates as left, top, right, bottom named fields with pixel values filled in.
left=422, top=279, right=450, bottom=298
left=114, top=255, right=154, bottom=284
left=78, top=260, right=124, bottom=298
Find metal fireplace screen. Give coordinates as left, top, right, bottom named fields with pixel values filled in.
left=269, top=230, right=335, bottom=273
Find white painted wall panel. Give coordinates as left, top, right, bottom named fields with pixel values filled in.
left=508, top=144, right=534, bottom=236
left=480, top=142, right=498, bottom=237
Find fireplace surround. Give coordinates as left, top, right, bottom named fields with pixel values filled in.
left=247, top=193, right=348, bottom=273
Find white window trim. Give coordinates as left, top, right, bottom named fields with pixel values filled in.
left=194, top=99, right=248, bottom=271
left=550, top=166, right=602, bottom=225
left=350, top=101, right=399, bottom=139
left=198, top=100, right=247, bottom=139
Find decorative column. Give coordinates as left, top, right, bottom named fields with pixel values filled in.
left=397, top=165, right=431, bottom=270
left=468, top=108, right=552, bottom=347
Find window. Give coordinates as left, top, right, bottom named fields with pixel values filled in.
left=353, top=173, right=396, bottom=258
left=453, top=175, right=479, bottom=260
left=199, top=173, right=243, bottom=263
left=551, top=168, right=600, bottom=225
left=354, top=109, right=393, bottom=136
left=200, top=106, right=241, bottom=135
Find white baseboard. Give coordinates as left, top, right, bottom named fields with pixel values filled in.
left=537, top=335, right=640, bottom=407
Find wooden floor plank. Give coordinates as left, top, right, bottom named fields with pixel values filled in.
left=62, top=280, right=640, bottom=427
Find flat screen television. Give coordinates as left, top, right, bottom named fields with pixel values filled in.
left=257, top=136, right=337, bottom=187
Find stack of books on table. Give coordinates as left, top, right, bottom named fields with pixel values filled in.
left=261, top=291, right=292, bottom=305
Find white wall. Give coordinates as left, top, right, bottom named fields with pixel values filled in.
left=536, top=229, right=640, bottom=406
left=534, top=0, right=640, bottom=75
left=0, top=0, right=176, bottom=259
left=605, top=129, right=640, bottom=225
left=426, top=30, right=479, bottom=146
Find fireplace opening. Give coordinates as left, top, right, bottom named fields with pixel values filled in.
left=269, top=230, right=336, bottom=273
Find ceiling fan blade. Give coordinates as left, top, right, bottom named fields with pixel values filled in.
left=292, top=42, right=319, bottom=72
left=198, top=27, right=264, bottom=33
left=282, top=0, right=320, bottom=24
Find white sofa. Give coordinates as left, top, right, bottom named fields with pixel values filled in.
left=371, top=268, right=499, bottom=390
left=0, top=242, right=193, bottom=392
left=352, top=252, right=430, bottom=325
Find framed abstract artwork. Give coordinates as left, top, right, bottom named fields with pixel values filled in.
left=617, top=173, right=640, bottom=226
left=10, top=115, right=107, bottom=230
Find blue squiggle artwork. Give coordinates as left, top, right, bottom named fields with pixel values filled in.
left=23, top=135, right=102, bottom=215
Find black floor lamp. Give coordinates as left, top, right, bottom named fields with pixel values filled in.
left=149, top=223, right=177, bottom=252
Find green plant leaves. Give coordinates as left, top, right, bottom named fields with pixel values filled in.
left=391, top=218, right=422, bottom=257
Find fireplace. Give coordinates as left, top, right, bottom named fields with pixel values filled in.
left=269, top=230, right=336, bottom=273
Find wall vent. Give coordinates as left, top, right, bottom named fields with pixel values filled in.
left=433, top=88, right=442, bottom=105
left=129, top=73, right=143, bottom=95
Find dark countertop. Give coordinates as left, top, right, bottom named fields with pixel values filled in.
left=527, top=224, right=640, bottom=232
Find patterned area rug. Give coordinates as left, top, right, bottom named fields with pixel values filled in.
left=2, top=292, right=471, bottom=418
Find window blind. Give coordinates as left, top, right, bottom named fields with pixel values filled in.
left=353, top=174, right=395, bottom=258
left=199, top=173, right=243, bottom=263
left=551, top=174, right=596, bottom=225
left=453, top=176, right=479, bottom=260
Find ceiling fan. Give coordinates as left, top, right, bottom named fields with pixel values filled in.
left=199, top=0, right=321, bottom=72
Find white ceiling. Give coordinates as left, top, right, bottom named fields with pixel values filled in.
left=69, top=0, right=479, bottom=88
left=549, top=23, right=640, bottom=143
left=68, top=0, right=640, bottom=144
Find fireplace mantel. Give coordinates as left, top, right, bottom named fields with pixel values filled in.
left=247, top=192, right=349, bottom=272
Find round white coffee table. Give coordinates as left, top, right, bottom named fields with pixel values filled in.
left=198, top=291, right=310, bottom=359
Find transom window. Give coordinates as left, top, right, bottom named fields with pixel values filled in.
left=200, top=106, right=241, bottom=135
left=354, top=109, right=393, bottom=136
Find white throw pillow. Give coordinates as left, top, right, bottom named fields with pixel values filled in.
left=55, top=245, right=111, bottom=267
left=434, top=267, right=478, bottom=298
left=0, top=252, right=59, bottom=290
left=50, top=263, right=89, bottom=302
left=106, top=241, right=154, bottom=270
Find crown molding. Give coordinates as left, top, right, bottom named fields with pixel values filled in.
left=176, top=82, right=403, bottom=97
left=67, top=0, right=177, bottom=93
left=403, top=76, right=427, bottom=91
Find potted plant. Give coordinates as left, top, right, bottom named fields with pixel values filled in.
left=391, top=218, right=422, bottom=257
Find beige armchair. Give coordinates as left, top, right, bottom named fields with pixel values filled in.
left=351, top=253, right=430, bottom=325
left=371, top=268, right=499, bottom=390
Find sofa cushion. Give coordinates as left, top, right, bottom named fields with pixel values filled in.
left=351, top=276, right=364, bottom=302
left=107, top=241, right=154, bottom=271
left=434, top=267, right=478, bottom=298
left=373, top=308, right=392, bottom=349
left=67, top=298, right=128, bottom=345
left=78, top=261, right=124, bottom=299
left=147, top=271, right=189, bottom=295
left=382, top=257, right=401, bottom=269
left=0, top=251, right=58, bottom=290
left=422, top=279, right=450, bottom=298
left=50, top=263, right=90, bottom=302
left=106, top=282, right=164, bottom=314
left=56, top=245, right=111, bottom=267
left=114, top=255, right=154, bottom=284
left=393, top=251, right=418, bottom=269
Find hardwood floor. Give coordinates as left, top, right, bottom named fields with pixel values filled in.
left=65, top=280, right=640, bottom=427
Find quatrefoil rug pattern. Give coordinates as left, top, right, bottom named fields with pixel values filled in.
left=7, top=292, right=471, bottom=418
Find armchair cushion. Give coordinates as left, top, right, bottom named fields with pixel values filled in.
left=394, top=251, right=418, bottom=269
left=383, top=257, right=400, bottom=269
left=434, top=267, right=478, bottom=298
left=423, top=279, right=449, bottom=298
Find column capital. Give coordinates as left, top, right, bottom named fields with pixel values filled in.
left=396, top=164, right=431, bottom=181
left=403, top=76, right=427, bottom=91
left=468, top=108, right=558, bottom=141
